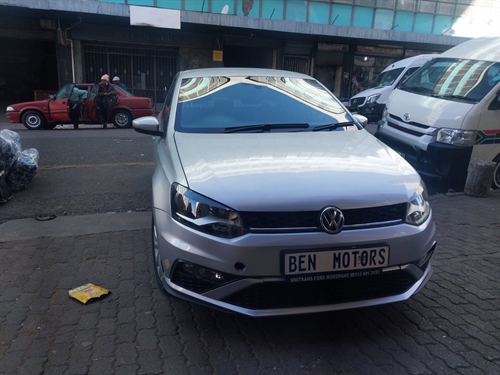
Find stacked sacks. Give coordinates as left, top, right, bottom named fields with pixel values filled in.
left=0, top=129, right=39, bottom=202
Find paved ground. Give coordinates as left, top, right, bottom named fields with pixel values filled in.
left=1, top=190, right=499, bottom=375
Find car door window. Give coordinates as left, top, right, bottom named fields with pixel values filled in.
left=55, top=84, right=74, bottom=99
left=397, top=67, right=420, bottom=87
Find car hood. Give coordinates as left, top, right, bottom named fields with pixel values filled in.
left=9, top=99, right=49, bottom=110
left=174, top=130, right=420, bottom=211
left=388, top=89, right=475, bottom=129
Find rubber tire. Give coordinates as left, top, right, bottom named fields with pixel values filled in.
left=492, top=155, right=500, bottom=190
left=152, top=217, right=166, bottom=291
left=112, top=109, right=132, bottom=128
left=22, top=110, right=46, bottom=130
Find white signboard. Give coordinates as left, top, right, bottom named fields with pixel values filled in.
left=130, top=5, right=181, bottom=30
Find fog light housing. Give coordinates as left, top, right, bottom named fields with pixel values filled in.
left=181, top=262, right=226, bottom=283
left=171, top=261, right=236, bottom=294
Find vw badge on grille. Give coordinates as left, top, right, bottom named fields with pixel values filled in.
left=319, top=206, right=345, bottom=234
left=403, top=113, right=411, bottom=122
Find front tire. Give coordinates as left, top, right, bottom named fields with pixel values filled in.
left=112, top=109, right=132, bottom=128
left=22, top=110, right=46, bottom=130
left=492, top=155, right=500, bottom=189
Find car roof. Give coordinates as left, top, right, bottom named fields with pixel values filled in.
left=381, top=54, right=437, bottom=72
left=177, top=67, right=313, bottom=79
left=441, top=36, right=500, bottom=62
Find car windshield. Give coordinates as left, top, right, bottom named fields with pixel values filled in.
left=401, top=58, right=500, bottom=102
left=174, top=75, right=355, bottom=133
left=367, top=67, right=404, bottom=88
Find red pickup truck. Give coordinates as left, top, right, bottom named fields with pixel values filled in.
left=6, top=83, right=155, bottom=130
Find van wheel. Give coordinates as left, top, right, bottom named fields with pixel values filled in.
left=492, top=155, right=500, bottom=190
left=22, top=110, right=46, bottom=130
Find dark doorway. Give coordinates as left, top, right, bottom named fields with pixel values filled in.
left=0, top=39, right=58, bottom=106
left=223, top=45, right=273, bottom=68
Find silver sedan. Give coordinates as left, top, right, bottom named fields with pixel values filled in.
left=133, top=68, right=436, bottom=317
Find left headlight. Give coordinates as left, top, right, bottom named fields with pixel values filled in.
left=171, top=183, right=248, bottom=238
left=405, top=181, right=430, bottom=226
left=436, top=128, right=475, bottom=146
left=6, top=106, right=14, bottom=112
left=366, top=93, right=381, bottom=104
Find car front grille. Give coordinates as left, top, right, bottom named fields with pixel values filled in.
left=350, top=97, right=365, bottom=107
left=387, top=120, right=426, bottom=137
left=240, top=203, right=406, bottom=232
left=221, top=271, right=417, bottom=310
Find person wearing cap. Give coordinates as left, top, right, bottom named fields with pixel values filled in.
left=112, top=76, right=126, bottom=90
left=96, top=74, right=117, bottom=129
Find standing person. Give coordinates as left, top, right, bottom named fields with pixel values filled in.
left=96, top=74, right=117, bottom=129
left=69, top=86, right=88, bottom=130
left=112, top=76, right=126, bottom=90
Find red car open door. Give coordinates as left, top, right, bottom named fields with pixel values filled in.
left=48, top=83, right=73, bottom=123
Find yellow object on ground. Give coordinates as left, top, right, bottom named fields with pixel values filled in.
left=69, top=283, right=110, bottom=304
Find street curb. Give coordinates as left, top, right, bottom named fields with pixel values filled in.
left=0, top=211, right=151, bottom=242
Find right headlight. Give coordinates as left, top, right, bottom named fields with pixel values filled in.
left=381, top=106, right=389, bottom=122
left=405, top=181, right=430, bottom=226
left=436, top=128, right=475, bottom=146
left=171, top=183, right=248, bottom=238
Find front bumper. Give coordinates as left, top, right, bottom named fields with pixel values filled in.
left=375, top=131, right=472, bottom=190
left=6, top=111, right=21, bottom=123
left=350, top=103, right=385, bottom=121
left=154, top=208, right=437, bottom=316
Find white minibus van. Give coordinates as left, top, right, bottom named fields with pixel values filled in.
left=349, top=54, right=437, bottom=122
left=375, top=36, right=500, bottom=190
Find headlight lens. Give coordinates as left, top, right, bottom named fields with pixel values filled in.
left=366, top=93, right=381, bottom=104
left=405, top=182, right=430, bottom=226
left=436, top=128, right=475, bottom=146
left=381, top=106, right=388, bottom=122
left=6, top=106, right=14, bottom=112
left=171, top=183, right=248, bottom=238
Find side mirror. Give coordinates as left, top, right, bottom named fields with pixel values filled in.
left=352, top=114, right=368, bottom=128
left=49, top=95, right=55, bottom=100
left=133, top=116, right=163, bottom=137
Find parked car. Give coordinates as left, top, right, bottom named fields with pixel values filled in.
left=5, top=83, right=154, bottom=130
left=133, top=67, right=436, bottom=317
left=349, top=54, right=437, bottom=122
left=375, top=35, right=500, bottom=191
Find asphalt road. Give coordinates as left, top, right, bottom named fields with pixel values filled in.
left=0, top=123, right=154, bottom=223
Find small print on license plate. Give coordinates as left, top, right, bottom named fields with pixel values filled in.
left=283, top=246, right=389, bottom=276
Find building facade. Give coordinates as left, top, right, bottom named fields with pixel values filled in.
left=0, top=0, right=498, bottom=108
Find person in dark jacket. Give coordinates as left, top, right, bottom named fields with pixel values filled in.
left=96, top=74, right=117, bottom=129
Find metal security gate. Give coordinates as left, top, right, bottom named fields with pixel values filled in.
left=283, top=56, right=310, bottom=74
left=82, top=45, right=178, bottom=109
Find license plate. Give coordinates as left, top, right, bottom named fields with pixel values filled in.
left=282, top=246, right=389, bottom=276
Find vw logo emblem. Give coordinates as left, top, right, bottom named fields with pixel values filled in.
left=403, top=113, right=411, bottom=122
left=319, top=206, right=345, bottom=234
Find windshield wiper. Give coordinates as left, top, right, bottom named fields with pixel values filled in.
left=223, top=123, right=309, bottom=133
left=402, top=86, right=433, bottom=94
left=433, top=94, right=476, bottom=103
left=312, top=122, right=354, bottom=132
